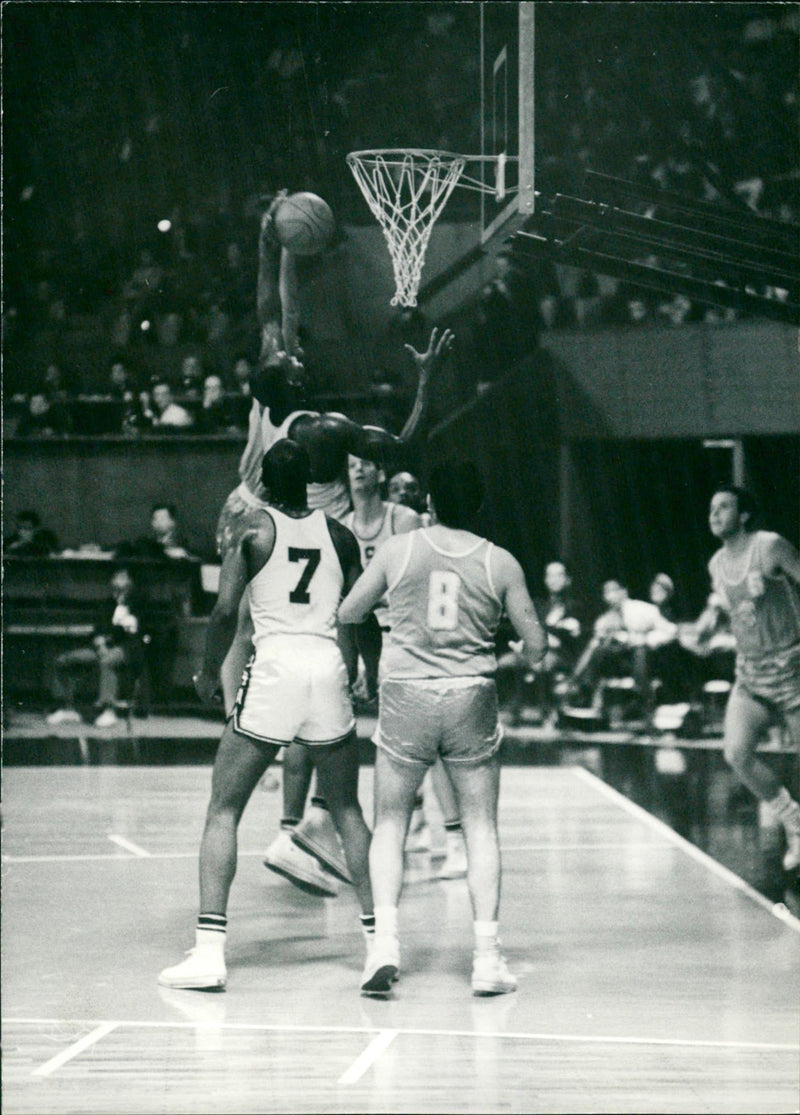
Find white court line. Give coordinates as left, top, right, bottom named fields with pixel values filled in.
left=338, top=1029, right=397, bottom=1084
left=7, top=1017, right=797, bottom=1054
left=2, top=843, right=675, bottom=865
left=107, top=834, right=151, bottom=857
left=2, top=850, right=267, bottom=864
left=502, top=842, right=674, bottom=852
left=572, top=766, right=800, bottom=933
left=31, top=1021, right=118, bottom=1077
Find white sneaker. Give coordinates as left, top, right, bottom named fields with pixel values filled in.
left=94, top=707, right=121, bottom=729
left=438, top=833, right=468, bottom=879
left=158, top=947, right=226, bottom=990
left=291, top=806, right=352, bottom=883
left=472, top=948, right=517, bottom=996
left=46, top=708, right=83, bottom=726
left=360, top=936, right=400, bottom=997
left=264, top=829, right=339, bottom=897
left=783, top=825, right=800, bottom=873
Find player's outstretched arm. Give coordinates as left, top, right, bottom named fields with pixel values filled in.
left=397, top=326, right=455, bottom=445
left=494, top=548, right=547, bottom=671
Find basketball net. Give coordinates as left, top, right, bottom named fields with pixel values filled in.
left=347, top=149, right=467, bottom=308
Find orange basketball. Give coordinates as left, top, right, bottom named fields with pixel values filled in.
left=273, top=192, right=335, bottom=256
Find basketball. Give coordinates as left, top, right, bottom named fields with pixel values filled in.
left=273, top=192, right=335, bottom=256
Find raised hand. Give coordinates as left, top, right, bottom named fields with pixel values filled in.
left=404, top=326, right=455, bottom=378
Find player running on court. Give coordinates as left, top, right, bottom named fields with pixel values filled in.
left=159, top=440, right=374, bottom=991
left=708, top=485, right=800, bottom=873
left=339, top=459, right=547, bottom=997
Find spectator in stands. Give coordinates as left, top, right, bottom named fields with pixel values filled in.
left=228, top=355, right=254, bottom=429
left=15, top=389, right=73, bottom=437
left=122, top=245, right=165, bottom=329
left=195, top=374, right=235, bottom=434
left=45, top=567, right=149, bottom=729
left=649, top=573, right=678, bottom=622
left=5, top=509, right=60, bottom=556
left=538, top=561, right=585, bottom=716
left=179, top=353, right=204, bottom=402
left=232, top=355, right=253, bottom=399
left=647, top=572, right=691, bottom=701
left=498, top=559, right=584, bottom=725
left=140, top=379, right=194, bottom=430
left=115, top=502, right=196, bottom=561
left=569, top=578, right=678, bottom=718
left=107, top=357, right=148, bottom=435
left=108, top=357, right=137, bottom=400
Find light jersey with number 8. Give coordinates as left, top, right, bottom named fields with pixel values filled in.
left=427, top=570, right=462, bottom=630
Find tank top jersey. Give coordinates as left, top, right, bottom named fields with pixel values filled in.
left=344, top=502, right=400, bottom=630
left=248, top=507, right=343, bottom=648
left=381, top=529, right=503, bottom=679
left=237, top=399, right=294, bottom=498
left=709, top=530, right=800, bottom=658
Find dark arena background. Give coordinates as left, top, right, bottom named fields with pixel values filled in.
left=3, top=4, right=800, bottom=1114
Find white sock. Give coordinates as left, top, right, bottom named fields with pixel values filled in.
left=375, top=906, right=399, bottom=939
left=474, top=920, right=499, bottom=953
left=195, top=928, right=226, bottom=952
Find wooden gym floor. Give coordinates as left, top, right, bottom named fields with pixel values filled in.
left=2, top=761, right=799, bottom=1115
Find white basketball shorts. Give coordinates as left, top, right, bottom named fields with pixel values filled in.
left=232, top=634, right=355, bottom=746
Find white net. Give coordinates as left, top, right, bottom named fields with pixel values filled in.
left=347, top=149, right=467, bottom=307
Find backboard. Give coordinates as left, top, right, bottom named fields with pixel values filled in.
left=480, top=1, right=535, bottom=246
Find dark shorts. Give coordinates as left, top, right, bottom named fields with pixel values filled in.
left=373, top=676, right=502, bottom=768
left=736, top=641, right=800, bottom=715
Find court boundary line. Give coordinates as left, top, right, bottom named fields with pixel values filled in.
left=2, top=842, right=675, bottom=864
left=31, top=1021, right=119, bottom=1077
left=6, top=1016, right=798, bottom=1054
left=338, top=1028, right=398, bottom=1084
left=107, top=834, right=151, bottom=857
left=572, top=767, right=800, bottom=932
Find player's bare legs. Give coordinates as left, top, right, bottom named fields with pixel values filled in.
left=370, top=750, right=428, bottom=909
left=199, top=724, right=280, bottom=913
left=722, top=684, right=782, bottom=801
left=430, top=757, right=468, bottom=877
left=724, top=687, right=800, bottom=871
left=312, top=733, right=373, bottom=913
left=159, top=722, right=278, bottom=990
left=444, top=757, right=516, bottom=995
left=360, top=750, right=426, bottom=995
left=443, top=759, right=502, bottom=922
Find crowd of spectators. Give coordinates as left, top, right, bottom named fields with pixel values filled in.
left=3, top=4, right=797, bottom=429
left=498, top=561, right=737, bottom=735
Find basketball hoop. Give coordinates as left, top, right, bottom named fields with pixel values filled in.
left=347, top=149, right=468, bottom=308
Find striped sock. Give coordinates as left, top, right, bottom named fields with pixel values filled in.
left=444, top=820, right=463, bottom=834
left=197, top=913, right=227, bottom=935
left=360, top=913, right=376, bottom=940
left=311, top=796, right=329, bottom=812
left=280, top=817, right=300, bottom=831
